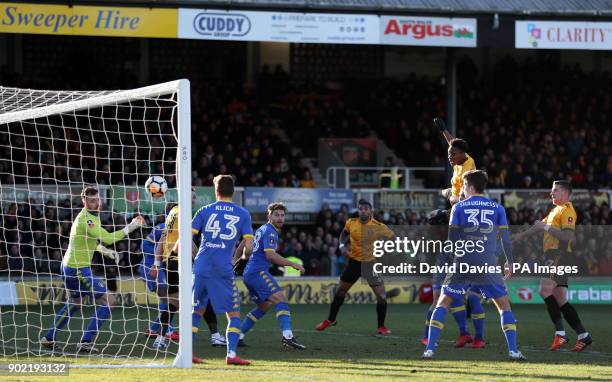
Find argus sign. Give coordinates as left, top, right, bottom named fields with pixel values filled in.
left=379, top=16, right=477, bottom=47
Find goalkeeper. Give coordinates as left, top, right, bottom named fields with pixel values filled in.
left=41, top=186, right=144, bottom=353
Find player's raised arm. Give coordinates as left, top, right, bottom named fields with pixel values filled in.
left=434, top=117, right=453, bottom=145
left=89, top=214, right=143, bottom=245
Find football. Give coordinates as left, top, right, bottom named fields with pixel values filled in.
left=144, top=175, right=168, bottom=198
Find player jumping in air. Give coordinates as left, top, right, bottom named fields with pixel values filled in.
left=236, top=202, right=306, bottom=350
left=434, top=117, right=476, bottom=205
left=513, top=180, right=592, bottom=352
left=425, top=118, right=486, bottom=347
left=191, top=175, right=254, bottom=365
left=423, top=170, right=525, bottom=360
left=315, top=199, right=395, bottom=334
left=41, top=186, right=144, bottom=353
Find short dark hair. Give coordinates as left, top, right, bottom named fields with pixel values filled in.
left=213, top=175, right=234, bottom=197
left=166, top=202, right=178, bottom=214
left=462, top=170, right=488, bottom=194
left=358, top=199, right=372, bottom=208
left=268, top=202, right=287, bottom=215
left=553, top=180, right=572, bottom=195
left=81, top=186, right=98, bottom=198
left=450, top=138, right=468, bottom=153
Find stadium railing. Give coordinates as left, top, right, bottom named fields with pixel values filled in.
left=326, top=166, right=446, bottom=189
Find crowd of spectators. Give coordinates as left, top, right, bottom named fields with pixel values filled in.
left=190, top=81, right=316, bottom=188
left=0, top=74, right=315, bottom=189
left=0, top=197, right=610, bottom=277
left=3, top=55, right=612, bottom=190
left=2, top=50, right=612, bottom=279
left=345, top=57, right=611, bottom=190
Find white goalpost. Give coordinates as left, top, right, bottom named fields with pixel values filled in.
left=0, top=80, right=192, bottom=368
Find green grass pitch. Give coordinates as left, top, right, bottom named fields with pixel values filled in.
left=2, top=303, right=611, bottom=381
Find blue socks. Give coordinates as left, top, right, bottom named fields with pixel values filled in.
left=501, top=311, right=518, bottom=352
left=275, top=302, right=292, bottom=336
left=82, top=305, right=111, bottom=342
left=46, top=303, right=79, bottom=341
left=423, top=308, right=433, bottom=339
left=449, top=299, right=469, bottom=335
left=239, top=302, right=293, bottom=341
left=469, top=294, right=485, bottom=340
left=226, top=316, right=241, bottom=357
left=240, top=307, right=266, bottom=336
left=426, top=307, right=447, bottom=352
left=192, top=312, right=202, bottom=342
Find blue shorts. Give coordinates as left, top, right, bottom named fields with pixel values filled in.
left=62, top=264, right=106, bottom=300
left=192, top=275, right=240, bottom=314
left=434, top=281, right=478, bottom=295
left=243, top=270, right=282, bottom=305
left=442, top=284, right=507, bottom=300
left=139, top=262, right=168, bottom=293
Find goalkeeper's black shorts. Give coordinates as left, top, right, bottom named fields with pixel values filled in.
left=166, top=258, right=180, bottom=295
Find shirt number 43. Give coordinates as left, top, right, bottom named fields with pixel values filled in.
left=205, top=213, right=239, bottom=240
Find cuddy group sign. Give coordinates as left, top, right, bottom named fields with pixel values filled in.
left=178, top=9, right=380, bottom=44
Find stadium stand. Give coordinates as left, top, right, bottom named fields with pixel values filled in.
left=2, top=55, right=610, bottom=190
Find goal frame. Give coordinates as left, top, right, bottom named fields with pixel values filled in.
left=0, top=79, right=193, bottom=369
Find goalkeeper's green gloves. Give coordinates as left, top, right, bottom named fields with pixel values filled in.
left=96, top=244, right=119, bottom=265
left=122, top=215, right=144, bottom=235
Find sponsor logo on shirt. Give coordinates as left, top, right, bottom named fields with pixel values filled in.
left=205, top=242, right=226, bottom=249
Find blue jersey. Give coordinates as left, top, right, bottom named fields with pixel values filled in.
left=449, top=195, right=513, bottom=266
left=244, top=223, right=279, bottom=275
left=141, top=223, right=165, bottom=266
left=192, top=201, right=253, bottom=278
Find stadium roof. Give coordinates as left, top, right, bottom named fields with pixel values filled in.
left=107, top=0, right=612, bottom=16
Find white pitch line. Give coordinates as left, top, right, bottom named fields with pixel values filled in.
left=264, top=328, right=612, bottom=358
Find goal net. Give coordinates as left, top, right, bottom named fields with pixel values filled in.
left=0, top=80, right=192, bottom=368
